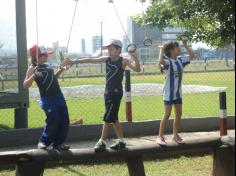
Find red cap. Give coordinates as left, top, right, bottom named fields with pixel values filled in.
left=29, top=45, right=53, bottom=57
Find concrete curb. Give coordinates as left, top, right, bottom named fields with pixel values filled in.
left=0, top=116, right=234, bottom=148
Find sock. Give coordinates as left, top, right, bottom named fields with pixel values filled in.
left=118, top=138, right=124, bottom=143
left=99, top=138, right=106, bottom=143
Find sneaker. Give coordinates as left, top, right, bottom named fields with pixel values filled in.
left=110, top=140, right=126, bottom=150
left=38, top=141, right=49, bottom=150
left=157, top=136, right=167, bottom=146
left=172, top=135, right=184, bottom=144
left=94, top=140, right=106, bottom=153
left=53, top=144, right=70, bottom=151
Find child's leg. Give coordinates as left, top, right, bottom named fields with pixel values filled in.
left=54, top=104, right=70, bottom=146
left=159, top=105, right=172, bottom=137
left=112, top=120, right=124, bottom=139
left=111, top=120, right=126, bottom=150
left=40, top=107, right=59, bottom=146
left=173, top=104, right=182, bottom=137
left=101, top=122, right=110, bottom=140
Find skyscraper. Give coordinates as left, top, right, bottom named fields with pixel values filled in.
left=81, top=39, right=86, bottom=54
left=122, top=36, right=129, bottom=53
left=92, top=36, right=102, bottom=54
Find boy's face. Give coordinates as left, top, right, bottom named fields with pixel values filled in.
left=38, top=54, right=48, bottom=63
left=172, top=46, right=181, bottom=57
left=108, top=45, right=121, bottom=58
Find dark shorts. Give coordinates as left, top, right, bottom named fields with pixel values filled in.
left=104, top=95, right=123, bottom=123
left=164, top=98, right=183, bottom=105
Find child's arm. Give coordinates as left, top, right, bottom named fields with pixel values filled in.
left=55, top=66, right=66, bottom=78
left=23, top=66, right=42, bottom=89
left=159, top=45, right=165, bottom=65
left=183, top=39, right=194, bottom=60
left=63, top=57, right=108, bottom=67
left=23, top=66, right=35, bottom=89
left=124, top=51, right=141, bottom=72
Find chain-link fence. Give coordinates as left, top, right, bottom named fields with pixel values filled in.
left=0, top=57, right=235, bottom=129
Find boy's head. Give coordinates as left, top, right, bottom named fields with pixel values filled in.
left=103, top=39, right=122, bottom=57
left=164, top=41, right=181, bottom=58
left=29, top=45, right=53, bottom=65
left=30, top=45, right=53, bottom=58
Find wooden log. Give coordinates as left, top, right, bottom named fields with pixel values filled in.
left=16, top=161, right=45, bottom=176
left=0, top=137, right=221, bottom=165
left=127, top=156, right=146, bottom=176
left=213, top=145, right=235, bottom=176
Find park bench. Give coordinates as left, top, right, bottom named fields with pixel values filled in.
left=0, top=136, right=234, bottom=176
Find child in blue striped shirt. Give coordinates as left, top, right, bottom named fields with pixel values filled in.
left=157, top=39, right=194, bottom=145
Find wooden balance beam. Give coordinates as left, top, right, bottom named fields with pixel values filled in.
left=0, top=136, right=234, bottom=176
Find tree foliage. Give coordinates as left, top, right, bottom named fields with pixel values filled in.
left=134, top=0, right=235, bottom=48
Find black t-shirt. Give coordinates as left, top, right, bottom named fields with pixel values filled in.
left=35, top=64, right=62, bottom=97
left=105, top=57, right=124, bottom=96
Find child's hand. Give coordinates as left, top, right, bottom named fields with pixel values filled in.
left=129, top=50, right=138, bottom=59
left=61, top=58, right=74, bottom=68
left=183, top=39, right=189, bottom=48
left=159, top=45, right=164, bottom=50
left=59, top=65, right=67, bottom=71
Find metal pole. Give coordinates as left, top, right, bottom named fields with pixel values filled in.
left=100, top=21, right=103, bottom=73
left=219, top=91, right=227, bottom=136
left=125, top=70, right=132, bottom=122
left=100, top=21, right=103, bottom=56
left=15, top=0, right=29, bottom=128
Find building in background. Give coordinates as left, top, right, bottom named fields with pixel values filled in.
left=81, top=39, right=86, bottom=54
left=122, top=36, right=129, bottom=53
left=127, top=18, right=185, bottom=62
left=92, top=35, right=102, bottom=54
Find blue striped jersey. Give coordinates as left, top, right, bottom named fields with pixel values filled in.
left=162, top=55, right=190, bottom=101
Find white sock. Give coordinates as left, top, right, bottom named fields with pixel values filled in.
left=118, top=138, right=124, bottom=143
left=99, top=138, right=106, bottom=143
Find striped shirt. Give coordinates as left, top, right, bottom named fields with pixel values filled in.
left=162, top=55, right=190, bottom=101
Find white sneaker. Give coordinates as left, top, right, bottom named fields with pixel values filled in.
left=173, top=135, right=184, bottom=144
left=38, top=142, right=49, bottom=150
left=157, top=136, right=167, bottom=146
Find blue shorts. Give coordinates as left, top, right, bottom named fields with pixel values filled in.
left=164, top=98, right=182, bottom=105
left=104, top=95, right=123, bottom=123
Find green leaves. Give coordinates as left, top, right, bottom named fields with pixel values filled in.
left=134, top=0, right=235, bottom=48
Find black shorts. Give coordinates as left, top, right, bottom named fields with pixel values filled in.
left=164, top=98, right=183, bottom=105
left=103, top=95, right=123, bottom=123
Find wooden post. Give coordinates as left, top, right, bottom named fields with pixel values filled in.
left=125, top=70, right=132, bottom=122
left=213, top=145, right=235, bottom=176
left=127, top=156, right=146, bottom=176
left=219, top=92, right=227, bottom=136
left=14, top=108, right=28, bottom=129
left=16, top=161, right=45, bottom=176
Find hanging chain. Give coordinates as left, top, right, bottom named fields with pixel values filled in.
left=35, top=0, right=39, bottom=64
left=66, top=0, right=79, bottom=53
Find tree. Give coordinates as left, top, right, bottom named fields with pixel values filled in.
left=134, top=0, right=235, bottom=48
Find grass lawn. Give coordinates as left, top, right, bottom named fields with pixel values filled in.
left=0, top=71, right=235, bottom=129
left=0, top=155, right=212, bottom=176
